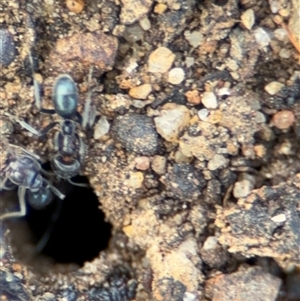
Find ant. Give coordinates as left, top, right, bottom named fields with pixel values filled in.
left=11, top=54, right=97, bottom=187
left=0, top=143, right=65, bottom=221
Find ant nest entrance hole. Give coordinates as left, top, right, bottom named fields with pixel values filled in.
left=2, top=175, right=112, bottom=274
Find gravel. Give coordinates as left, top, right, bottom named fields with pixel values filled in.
left=1, top=0, right=299, bottom=300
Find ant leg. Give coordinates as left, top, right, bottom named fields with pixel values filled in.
left=53, top=131, right=60, bottom=152
left=29, top=52, right=56, bottom=115
left=5, top=113, right=39, bottom=135
left=6, top=113, right=58, bottom=136
left=40, top=108, right=56, bottom=115
left=21, top=119, right=57, bottom=136
left=0, top=176, right=8, bottom=189
left=88, top=105, right=97, bottom=128
left=76, top=134, right=86, bottom=164
left=8, top=143, right=41, bottom=161
left=82, top=66, right=96, bottom=129
left=18, top=119, right=42, bottom=135
left=34, top=180, right=64, bottom=252
left=75, top=111, right=82, bottom=125
left=0, top=176, right=16, bottom=191
left=0, top=186, right=26, bottom=221
left=39, top=122, right=59, bottom=136
left=29, top=52, right=42, bottom=110
left=48, top=181, right=65, bottom=200
left=40, top=168, right=55, bottom=178
left=34, top=196, right=63, bottom=253
left=67, top=178, right=89, bottom=188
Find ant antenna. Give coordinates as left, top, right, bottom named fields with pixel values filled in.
left=0, top=187, right=26, bottom=221
left=82, top=66, right=95, bottom=129
left=29, top=52, right=42, bottom=109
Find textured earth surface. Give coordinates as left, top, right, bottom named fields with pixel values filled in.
left=0, top=0, right=299, bottom=300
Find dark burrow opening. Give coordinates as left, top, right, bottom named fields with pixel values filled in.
left=2, top=176, right=112, bottom=271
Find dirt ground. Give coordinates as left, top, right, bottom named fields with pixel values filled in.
left=0, top=0, right=300, bottom=300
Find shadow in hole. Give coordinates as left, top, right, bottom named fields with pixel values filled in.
left=25, top=177, right=112, bottom=266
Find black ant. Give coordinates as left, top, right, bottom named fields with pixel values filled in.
left=0, top=143, right=64, bottom=221
left=11, top=54, right=97, bottom=187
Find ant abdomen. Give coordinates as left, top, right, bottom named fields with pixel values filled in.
left=52, top=74, right=79, bottom=119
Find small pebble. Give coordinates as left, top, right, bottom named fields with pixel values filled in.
left=200, top=236, right=228, bottom=269
left=274, top=28, right=289, bottom=43
left=278, top=8, right=289, bottom=18
left=148, top=47, right=175, bottom=73
left=132, top=99, right=148, bottom=108
left=271, top=110, right=295, bottom=130
left=126, top=172, right=144, bottom=189
left=226, top=142, right=239, bottom=156
left=271, top=213, right=286, bottom=223
left=241, top=173, right=256, bottom=186
left=254, top=27, right=271, bottom=48
left=216, top=87, right=231, bottom=97
left=129, top=84, right=152, bottom=99
left=290, top=71, right=300, bottom=82
left=183, top=292, right=197, bottom=301
left=41, top=292, right=56, bottom=300
left=174, top=150, right=192, bottom=163
left=269, top=0, right=279, bottom=13
left=123, top=24, right=144, bottom=43
left=151, top=156, right=167, bottom=175
left=233, top=180, right=253, bottom=198
left=208, top=154, right=228, bottom=171
left=66, top=0, right=84, bottom=13
left=94, top=116, right=110, bottom=140
left=184, top=30, right=203, bottom=48
left=167, top=68, right=185, bottom=85
left=278, top=140, right=292, bottom=155
left=185, top=90, right=201, bottom=105
left=264, top=81, right=285, bottom=95
left=120, top=0, right=152, bottom=24
left=198, top=109, right=209, bottom=121
left=154, top=103, right=190, bottom=142
left=135, top=156, right=150, bottom=170
left=241, top=9, right=255, bottom=30
left=139, top=17, right=151, bottom=31
left=202, top=91, right=218, bottom=109
left=255, top=111, right=266, bottom=123
left=254, top=144, right=266, bottom=158
left=112, top=114, right=159, bottom=155
left=108, top=93, right=131, bottom=112
left=154, top=3, right=167, bottom=14
left=202, top=236, right=218, bottom=250
left=171, top=2, right=181, bottom=10
left=279, top=48, right=292, bottom=59
left=207, top=110, right=222, bottom=124
left=242, top=145, right=255, bottom=159
left=185, top=57, right=194, bottom=68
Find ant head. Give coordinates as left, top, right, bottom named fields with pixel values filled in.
left=52, top=74, right=78, bottom=119
left=26, top=181, right=53, bottom=210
